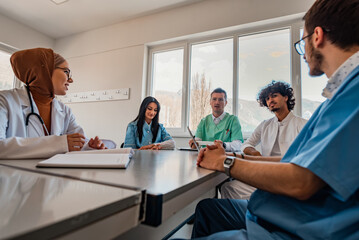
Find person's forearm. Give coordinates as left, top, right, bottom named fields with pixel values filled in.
left=243, top=154, right=281, bottom=162
left=228, top=160, right=326, bottom=200
left=160, top=139, right=175, bottom=149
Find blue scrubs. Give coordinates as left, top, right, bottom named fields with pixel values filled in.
left=123, top=121, right=172, bottom=149
left=192, top=66, right=359, bottom=239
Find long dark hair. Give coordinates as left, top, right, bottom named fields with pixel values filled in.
left=133, top=96, right=161, bottom=143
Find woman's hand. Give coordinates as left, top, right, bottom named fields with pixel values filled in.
left=139, top=144, right=154, bottom=150
left=139, top=144, right=162, bottom=150
left=150, top=144, right=162, bottom=150
left=67, top=133, right=85, bottom=151
left=88, top=136, right=106, bottom=149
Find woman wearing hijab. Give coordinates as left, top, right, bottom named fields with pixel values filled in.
left=0, top=48, right=105, bottom=159
left=123, top=96, right=175, bottom=150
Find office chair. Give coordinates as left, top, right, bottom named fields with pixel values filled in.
left=100, top=139, right=117, bottom=149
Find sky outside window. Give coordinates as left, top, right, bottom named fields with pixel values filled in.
left=238, top=29, right=291, bottom=132
left=152, top=49, right=184, bottom=128
left=0, top=50, right=14, bottom=90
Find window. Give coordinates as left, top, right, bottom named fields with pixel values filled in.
left=151, top=48, right=184, bottom=128
left=0, top=49, right=14, bottom=90
left=147, top=18, right=325, bottom=137
left=299, top=29, right=327, bottom=119
left=189, top=38, right=233, bottom=130
left=238, top=29, right=290, bottom=132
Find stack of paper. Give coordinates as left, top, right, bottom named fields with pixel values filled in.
left=36, top=148, right=134, bottom=169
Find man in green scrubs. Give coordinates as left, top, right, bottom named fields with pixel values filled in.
left=189, top=88, right=243, bottom=152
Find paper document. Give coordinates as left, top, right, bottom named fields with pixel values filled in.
left=37, top=153, right=132, bottom=168
left=66, top=148, right=134, bottom=158
left=196, top=141, right=215, bottom=146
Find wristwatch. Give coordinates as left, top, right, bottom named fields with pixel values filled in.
left=223, top=156, right=236, bottom=177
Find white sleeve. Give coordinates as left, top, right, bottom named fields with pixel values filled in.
left=224, top=140, right=242, bottom=152
left=240, top=121, right=265, bottom=152
left=0, top=135, right=68, bottom=159
left=159, top=139, right=176, bottom=150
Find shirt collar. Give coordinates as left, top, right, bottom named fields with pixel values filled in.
left=212, top=112, right=226, bottom=121
left=275, top=111, right=294, bottom=125
left=322, top=51, right=359, bottom=99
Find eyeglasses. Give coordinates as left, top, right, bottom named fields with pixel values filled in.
left=56, top=67, right=72, bottom=80
left=294, top=32, right=314, bottom=55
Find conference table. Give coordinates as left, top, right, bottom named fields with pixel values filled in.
left=0, top=150, right=228, bottom=239
left=0, top=165, right=141, bottom=240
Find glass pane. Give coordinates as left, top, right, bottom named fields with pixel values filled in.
left=238, top=29, right=290, bottom=132
left=0, top=50, right=14, bottom=90
left=152, top=49, right=184, bottom=128
left=189, top=38, right=233, bottom=130
left=300, top=29, right=327, bottom=120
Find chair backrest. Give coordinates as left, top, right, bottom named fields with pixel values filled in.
left=101, top=139, right=117, bottom=149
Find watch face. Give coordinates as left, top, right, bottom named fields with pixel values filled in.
left=224, top=158, right=233, bottom=165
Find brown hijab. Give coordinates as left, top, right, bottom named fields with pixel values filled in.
left=10, top=48, right=65, bottom=134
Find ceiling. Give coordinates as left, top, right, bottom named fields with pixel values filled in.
left=0, top=0, right=204, bottom=39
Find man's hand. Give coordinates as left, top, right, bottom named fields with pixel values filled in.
left=88, top=136, right=106, bottom=149
left=67, top=133, right=85, bottom=151
left=197, top=141, right=227, bottom=172
left=188, top=139, right=198, bottom=149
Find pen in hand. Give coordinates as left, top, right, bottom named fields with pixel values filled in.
left=191, top=135, right=196, bottom=147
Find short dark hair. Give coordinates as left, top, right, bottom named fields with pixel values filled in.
left=257, top=81, right=295, bottom=111
left=304, top=0, right=359, bottom=50
left=133, top=96, right=161, bottom=144
left=211, top=88, right=227, bottom=101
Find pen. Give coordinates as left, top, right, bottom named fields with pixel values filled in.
left=191, top=135, right=195, bottom=147
left=226, top=129, right=229, bottom=134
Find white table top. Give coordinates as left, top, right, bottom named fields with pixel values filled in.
left=0, top=165, right=141, bottom=239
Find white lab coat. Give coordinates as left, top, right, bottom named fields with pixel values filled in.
left=0, top=87, right=85, bottom=159
left=240, top=112, right=307, bottom=156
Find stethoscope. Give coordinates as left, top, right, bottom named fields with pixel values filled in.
left=25, top=85, right=50, bottom=136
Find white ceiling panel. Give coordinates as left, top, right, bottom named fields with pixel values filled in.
left=0, top=0, right=204, bottom=38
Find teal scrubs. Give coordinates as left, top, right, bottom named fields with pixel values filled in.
left=195, top=113, right=243, bottom=143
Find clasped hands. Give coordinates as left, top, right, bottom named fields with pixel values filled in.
left=139, top=143, right=162, bottom=150
left=66, top=133, right=106, bottom=151
left=197, top=140, right=241, bottom=172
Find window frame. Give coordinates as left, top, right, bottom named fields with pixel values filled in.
left=147, top=16, right=304, bottom=138
left=0, top=42, right=19, bottom=89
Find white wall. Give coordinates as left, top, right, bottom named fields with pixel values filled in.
left=0, top=13, right=54, bottom=50
left=54, top=0, right=315, bottom=146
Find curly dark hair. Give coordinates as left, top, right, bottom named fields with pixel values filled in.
left=257, top=81, right=295, bottom=111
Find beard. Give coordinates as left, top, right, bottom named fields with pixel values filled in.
left=271, top=107, right=280, bottom=112
left=307, top=42, right=325, bottom=76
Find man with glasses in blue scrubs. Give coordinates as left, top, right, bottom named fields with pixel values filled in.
left=191, top=0, right=359, bottom=239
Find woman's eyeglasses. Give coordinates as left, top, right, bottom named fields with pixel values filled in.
left=56, top=67, right=72, bottom=80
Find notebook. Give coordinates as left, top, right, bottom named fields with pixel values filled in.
left=37, top=148, right=134, bottom=169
